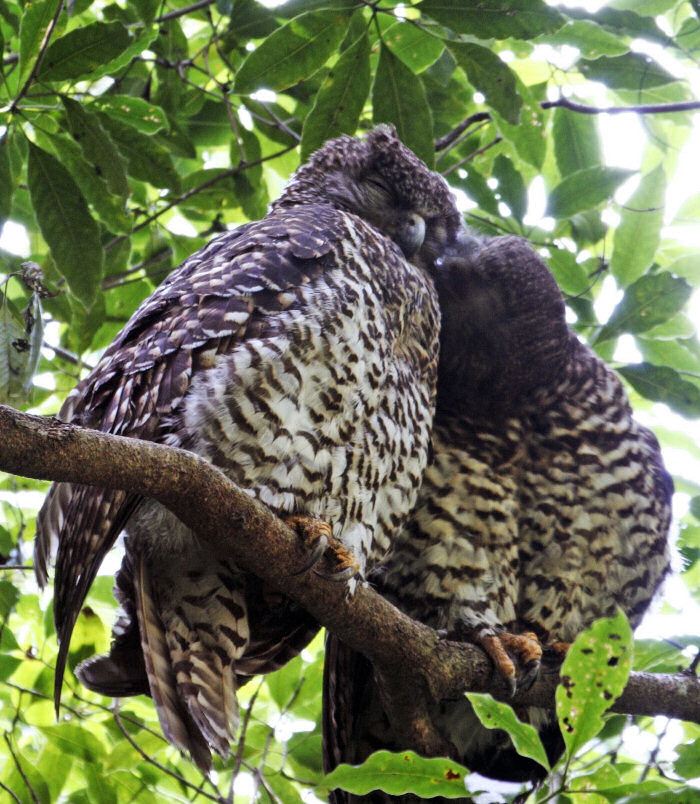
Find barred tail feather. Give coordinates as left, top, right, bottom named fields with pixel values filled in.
left=133, top=549, right=212, bottom=772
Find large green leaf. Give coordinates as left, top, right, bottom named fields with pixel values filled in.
left=418, top=0, right=565, bottom=40
left=619, top=364, right=700, bottom=418
left=382, top=21, right=444, bottom=74
left=96, top=114, right=181, bottom=192
left=18, top=0, right=60, bottom=81
left=552, top=108, right=602, bottom=176
left=546, top=166, right=634, bottom=218
left=494, top=79, right=546, bottom=168
left=556, top=610, right=632, bottom=759
left=38, top=21, right=131, bottom=81
left=234, top=9, right=350, bottom=94
left=467, top=693, right=551, bottom=771
left=324, top=750, right=470, bottom=799
left=38, top=131, right=130, bottom=234
left=447, top=42, right=521, bottom=125
left=27, top=142, right=103, bottom=307
left=598, top=272, right=692, bottom=342
left=62, top=98, right=128, bottom=198
left=87, top=96, right=168, bottom=135
left=580, top=53, right=677, bottom=90
left=301, top=31, right=370, bottom=161
left=373, top=43, right=434, bottom=167
left=610, top=164, right=666, bottom=285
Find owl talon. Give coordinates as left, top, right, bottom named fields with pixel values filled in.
left=314, top=538, right=362, bottom=582
left=285, top=514, right=332, bottom=576
left=476, top=629, right=542, bottom=695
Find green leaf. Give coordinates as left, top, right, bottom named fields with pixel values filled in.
left=324, top=750, right=469, bottom=798
left=0, top=133, right=11, bottom=225
left=96, top=113, right=181, bottom=192
left=234, top=9, right=350, bottom=94
left=492, top=154, right=526, bottom=221
left=580, top=53, right=677, bottom=90
left=546, top=166, right=634, bottom=218
left=18, top=0, right=60, bottom=82
left=373, top=43, right=434, bottom=167
left=38, top=21, right=131, bottom=81
left=598, top=273, right=692, bottom=343
left=447, top=42, right=521, bottom=125
left=1, top=288, right=38, bottom=403
left=0, top=579, right=19, bottom=618
left=418, top=0, right=565, bottom=40
left=266, top=655, right=302, bottom=710
left=548, top=249, right=592, bottom=296
left=27, top=142, right=104, bottom=307
left=494, top=79, right=546, bottom=168
left=467, top=693, right=550, bottom=771
left=552, top=109, right=602, bottom=176
left=301, top=31, right=370, bottom=161
left=38, top=131, right=130, bottom=234
left=536, top=20, right=628, bottom=58
left=610, top=164, right=666, bottom=285
left=38, top=724, right=106, bottom=762
left=619, top=364, right=700, bottom=418
left=62, top=98, right=128, bottom=198
left=87, top=96, right=168, bottom=135
left=556, top=610, right=632, bottom=758
left=382, top=21, right=444, bottom=74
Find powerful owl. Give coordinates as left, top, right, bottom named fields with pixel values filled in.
left=323, top=233, right=673, bottom=802
left=34, top=125, right=462, bottom=771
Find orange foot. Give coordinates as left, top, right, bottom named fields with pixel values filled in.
left=476, top=629, right=543, bottom=696
left=285, top=514, right=360, bottom=581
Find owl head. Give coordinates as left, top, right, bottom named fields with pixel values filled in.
left=435, top=233, right=571, bottom=416
left=274, top=125, right=462, bottom=264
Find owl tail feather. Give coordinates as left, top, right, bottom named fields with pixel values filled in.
left=134, top=549, right=213, bottom=773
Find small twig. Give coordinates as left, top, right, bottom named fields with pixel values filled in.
left=541, top=96, right=700, bottom=115
left=112, top=704, right=222, bottom=803
left=154, top=0, right=215, bottom=23
left=232, top=679, right=265, bottom=784
left=0, top=565, right=33, bottom=570
left=0, top=780, right=22, bottom=804
left=3, top=733, right=40, bottom=804
left=104, top=144, right=296, bottom=253
left=435, top=112, right=493, bottom=152
left=10, top=0, right=66, bottom=112
left=640, top=718, right=670, bottom=782
left=441, top=136, right=503, bottom=176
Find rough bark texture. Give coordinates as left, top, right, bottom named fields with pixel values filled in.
left=0, top=404, right=698, bottom=745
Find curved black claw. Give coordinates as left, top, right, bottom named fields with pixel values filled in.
left=290, top=534, right=328, bottom=576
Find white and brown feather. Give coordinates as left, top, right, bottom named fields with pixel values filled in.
left=35, top=126, right=462, bottom=771
left=323, top=234, right=674, bottom=801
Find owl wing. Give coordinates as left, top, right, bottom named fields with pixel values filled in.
left=34, top=204, right=348, bottom=710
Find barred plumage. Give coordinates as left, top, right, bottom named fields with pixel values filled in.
left=34, top=125, right=462, bottom=771
left=323, top=233, right=673, bottom=801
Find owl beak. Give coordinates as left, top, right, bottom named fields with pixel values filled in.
left=395, top=213, right=426, bottom=258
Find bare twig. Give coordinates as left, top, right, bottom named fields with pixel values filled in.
left=541, top=96, right=700, bottom=115
left=112, top=704, right=222, bottom=802
left=154, top=0, right=215, bottom=23
left=435, top=112, right=493, bottom=152
left=3, top=733, right=40, bottom=804
left=441, top=136, right=503, bottom=176
left=10, top=0, right=66, bottom=112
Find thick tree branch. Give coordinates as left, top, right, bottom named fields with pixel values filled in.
left=0, top=405, right=698, bottom=754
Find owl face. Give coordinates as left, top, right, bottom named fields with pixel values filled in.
left=435, top=233, right=570, bottom=414
left=274, top=125, right=463, bottom=265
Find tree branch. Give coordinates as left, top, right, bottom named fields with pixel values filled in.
left=540, top=97, right=700, bottom=115
left=0, top=405, right=698, bottom=756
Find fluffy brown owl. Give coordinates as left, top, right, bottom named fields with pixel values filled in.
left=33, top=125, right=462, bottom=771
left=323, top=233, right=674, bottom=802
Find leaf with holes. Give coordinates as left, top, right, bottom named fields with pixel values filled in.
left=324, top=750, right=469, bottom=798
left=556, top=610, right=632, bottom=759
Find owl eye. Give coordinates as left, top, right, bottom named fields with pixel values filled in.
left=365, top=176, right=393, bottom=199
